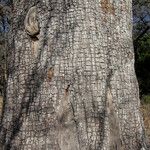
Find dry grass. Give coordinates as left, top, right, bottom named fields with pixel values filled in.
left=141, top=104, right=150, bottom=145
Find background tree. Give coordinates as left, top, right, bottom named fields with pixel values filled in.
left=0, top=0, right=147, bottom=150
left=132, top=0, right=150, bottom=144
left=133, top=0, right=150, bottom=97
left=0, top=0, right=11, bottom=117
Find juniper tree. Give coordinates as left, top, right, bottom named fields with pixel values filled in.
left=0, top=0, right=147, bottom=149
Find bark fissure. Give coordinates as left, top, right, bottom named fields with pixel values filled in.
left=0, top=0, right=146, bottom=149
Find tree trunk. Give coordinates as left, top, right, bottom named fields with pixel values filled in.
left=0, top=0, right=147, bottom=149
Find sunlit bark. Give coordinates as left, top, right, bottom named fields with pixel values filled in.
left=0, top=0, right=146, bottom=149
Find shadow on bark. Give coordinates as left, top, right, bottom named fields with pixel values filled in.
left=0, top=1, right=77, bottom=149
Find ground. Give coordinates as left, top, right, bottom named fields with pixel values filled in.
left=141, top=103, right=150, bottom=145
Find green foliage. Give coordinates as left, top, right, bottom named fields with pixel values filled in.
left=141, top=95, right=150, bottom=104
left=135, top=33, right=150, bottom=96
left=137, top=34, right=150, bottom=62
left=133, top=0, right=150, bottom=98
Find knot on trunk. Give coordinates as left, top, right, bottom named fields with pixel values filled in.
left=24, top=6, right=40, bottom=38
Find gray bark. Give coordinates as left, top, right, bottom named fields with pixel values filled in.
left=0, top=0, right=147, bottom=149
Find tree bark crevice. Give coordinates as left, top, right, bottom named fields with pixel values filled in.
left=0, top=0, right=147, bottom=149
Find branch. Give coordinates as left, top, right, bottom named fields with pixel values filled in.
left=134, top=26, right=150, bottom=43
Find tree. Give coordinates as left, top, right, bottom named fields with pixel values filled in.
left=132, top=0, right=150, bottom=97
left=0, top=0, right=10, bottom=118
left=132, top=0, right=150, bottom=40
left=0, top=0, right=147, bottom=149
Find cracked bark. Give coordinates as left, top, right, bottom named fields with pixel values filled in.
left=0, top=0, right=147, bottom=150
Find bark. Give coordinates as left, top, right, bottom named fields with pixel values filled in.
left=0, top=0, right=147, bottom=149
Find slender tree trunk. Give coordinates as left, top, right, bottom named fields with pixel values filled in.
left=0, top=0, right=147, bottom=149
